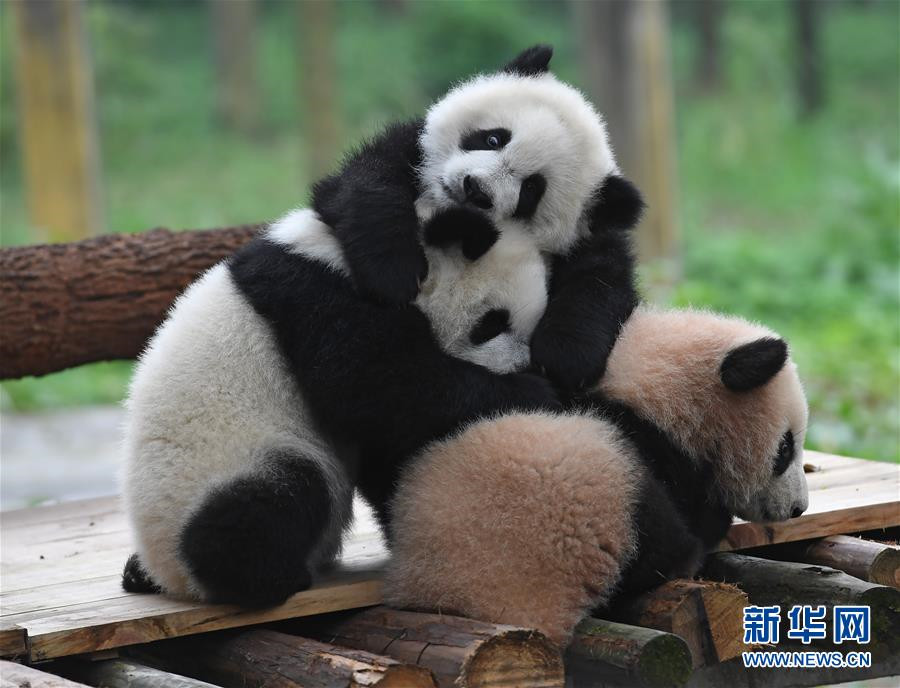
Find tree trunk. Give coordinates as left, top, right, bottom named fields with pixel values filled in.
left=792, top=0, right=824, bottom=117
left=293, top=606, right=564, bottom=688
left=299, top=0, right=340, bottom=180
left=210, top=0, right=259, bottom=134
left=0, top=225, right=260, bottom=379
left=608, top=579, right=747, bottom=668
left=566, top=618, right=692, bottom=688
left=129, top=628, right=438, bottom=688
left=572, top=0, right=680, bottom=272
left=11, top=0, right=104, bottom=241
left=694, top=0, right=723, bottom=92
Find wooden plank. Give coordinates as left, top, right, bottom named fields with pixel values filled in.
left=10, top=0, right=104, bottom=242
left=1, top=452, right=895, bottom=662
left=0, top=627, right=27, bottom=660
left=8, top=574, right=384, bottom=662
left=0, top=660, right=90, bottom=687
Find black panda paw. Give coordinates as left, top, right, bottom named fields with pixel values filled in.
left=423, top=207, right=499, bottom=261
left=530, top=326, right=608, bottom=395
left=504, top=371, right=562, bottom=413
left=349, top=236, right=428, bottom=306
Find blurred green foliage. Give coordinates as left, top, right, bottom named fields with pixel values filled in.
left=0, top=0, right=897, bottom=462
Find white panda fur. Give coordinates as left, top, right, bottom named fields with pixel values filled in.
left=384, top=305, right=810, bottom=645
left=123, top=202, right=553, bottom=599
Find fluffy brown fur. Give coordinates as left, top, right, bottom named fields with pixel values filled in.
left=384, top=412, right=641, bottom=645
left=597, top=305, right=808, bottom=510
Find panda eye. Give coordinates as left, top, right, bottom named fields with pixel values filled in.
left=460, top=128, right=511, bottom=152
left=773, top=430, right=795, bottom=476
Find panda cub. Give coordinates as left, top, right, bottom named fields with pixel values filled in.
left=385, top=306, right=810, bottom=644
left=122, top=46, right=640, bottom=605
left=314, top=44, right=643, bottom=393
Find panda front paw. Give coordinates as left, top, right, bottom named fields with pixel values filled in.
left=530, top=326, right=608, bottom=396
left=348, top=235, right=429, bottom=306
left=423, top=207, right=499, bottom=261
left=504, top=371, right=562, bottom=413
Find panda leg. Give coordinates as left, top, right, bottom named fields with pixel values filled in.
left=608, top=475, right=706, bottom=605
left=178, top=449, right=340, bottom=607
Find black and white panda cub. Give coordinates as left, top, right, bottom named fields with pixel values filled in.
left=122, top=46, right=643, bottom=604
left=313, top=44, right=643, bottom=394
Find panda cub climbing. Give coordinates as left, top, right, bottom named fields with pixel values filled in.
left=314, top=44, right=643, bottom=392
left=385, top=306, right=810, bottom=644
left=122, top=46, right=643, bottom=604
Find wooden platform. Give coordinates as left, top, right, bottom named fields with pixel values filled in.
left=1, top=450, right=897, bottom=663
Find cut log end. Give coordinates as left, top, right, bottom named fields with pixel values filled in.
left=568, top=618, right=692, bottom=688
left=459, top=630, right=563, bottom=688
left=870, top=546, right=900, bottom=588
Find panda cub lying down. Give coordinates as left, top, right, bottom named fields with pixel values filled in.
left=122, top=45, right=643, bottom=603
left=385, top=305, right=809, bottom=644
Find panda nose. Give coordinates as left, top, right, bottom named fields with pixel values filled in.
left=463, top=175, right=493, bottom=210
left=791, top=504, right=806, bottom=518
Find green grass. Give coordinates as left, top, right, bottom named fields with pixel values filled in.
left=1, top=1, right=897, bottom=462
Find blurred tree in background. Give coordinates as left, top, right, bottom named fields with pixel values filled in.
left=0, top=0, right=897, bottom=464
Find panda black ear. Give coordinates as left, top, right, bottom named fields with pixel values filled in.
left=502, top=45, right=553, bottom=77
left=720, top=337, right=789, bottom=392
left=588, top=175, right=645, bottom=233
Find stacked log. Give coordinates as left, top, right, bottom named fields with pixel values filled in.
left=128, top=628, right=437, bottom=688
left=293, top=606, right=564, bottom=687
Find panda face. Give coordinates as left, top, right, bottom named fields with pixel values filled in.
left=598, top=306, right=811, bottom=524
left=732, top=427, right=809, bottom=523
left=418, top=71, right=618, bottom=254
left=415, top=217, right=549, bottom=374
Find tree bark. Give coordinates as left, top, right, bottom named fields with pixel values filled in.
left=293, top=606, right=564, bottom=688
left=705, top=552, right=900, bottom=658
left=566, top=618, right=692, bottom=688
left=0, top=225, right=260, bottom=379
left=129, top=628, right=438, bottom=688
left=607, top=579, right=747, bottom=668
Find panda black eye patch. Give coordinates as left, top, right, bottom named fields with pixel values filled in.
left=470, top=308, right=512, bottom=345
left=773, top=430, right=795, bottom=476
left=513, top=173, right=547, bottom=220
left=460, top=128, right=512, bottom=152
